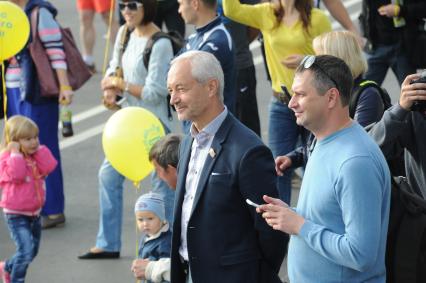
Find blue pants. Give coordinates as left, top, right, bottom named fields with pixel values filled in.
left=95, top=158, right=175, bottom=252
left=6, top=88, right=64, bottom=215
left=4, top=214, right=41, bottom=283
left=268, top=98, right=304, bottom=204
left=364, top=42, right=415, bottom=86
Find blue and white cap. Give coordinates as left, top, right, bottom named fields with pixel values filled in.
left=134, top=192, right=166, bottom=221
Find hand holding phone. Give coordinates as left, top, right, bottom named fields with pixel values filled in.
left=246, top=199, right=260, bottom=208
left=115, top=96, right=127, bottom=106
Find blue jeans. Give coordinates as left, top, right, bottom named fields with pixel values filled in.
left=4, top=214, right=41, bottom=283
left=364, top=42, right=415, bottom=86
left=95, top=159, right=175, bottom=252
left=268, top=98, right=303, bottom=204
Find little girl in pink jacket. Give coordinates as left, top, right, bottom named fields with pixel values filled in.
left=0, top=115, right=57, bottom=283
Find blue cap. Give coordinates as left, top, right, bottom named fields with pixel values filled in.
left=134, top=193, right=166, bottom=221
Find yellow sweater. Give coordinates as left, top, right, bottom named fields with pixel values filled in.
left=223, top=1, right=331, bottom=93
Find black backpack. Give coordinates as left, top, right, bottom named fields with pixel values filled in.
left=386, top=176, right=426, bottom=283
left=358, top=81, right=406, bottom=176
left=142, top=31, right=184, bottom=121
left=120, top=28, right=184, bottom=121
left=349, top=80, right=392, bottom=119
left=142, top=30, right=184, bottom=70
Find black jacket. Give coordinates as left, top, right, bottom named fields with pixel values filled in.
left=171, top=114, right=286, bottom=283
left=360, top=0, right=426, bottom=51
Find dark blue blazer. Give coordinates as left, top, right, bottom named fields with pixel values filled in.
left=171, top=113, right=287, bottom=283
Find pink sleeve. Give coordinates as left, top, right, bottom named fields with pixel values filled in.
left=32, top=145, right=58, bottom=176
left=0, top=151, right=27, bottom=183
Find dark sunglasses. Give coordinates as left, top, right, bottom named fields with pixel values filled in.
left=119, top=1, right=143, bottom=11
left=300, top=55, right=340, bottom=92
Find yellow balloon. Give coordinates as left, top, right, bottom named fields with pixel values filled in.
left=102, top=107, right=165, bottom=183
left=0, top=2, right=30, bottom=61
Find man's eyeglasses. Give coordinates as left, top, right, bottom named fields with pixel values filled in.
left=119, top=1, right=143, bottom=11
left=300, top=55, right=340, bottom=92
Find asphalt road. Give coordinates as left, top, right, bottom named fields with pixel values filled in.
left=0, top=0, right=403, bottom=282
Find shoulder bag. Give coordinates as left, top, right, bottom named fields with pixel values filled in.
left=29, top=7, right=92, bottom=98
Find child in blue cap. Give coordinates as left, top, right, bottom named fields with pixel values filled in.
left=131, top=192, right=172, bottom=282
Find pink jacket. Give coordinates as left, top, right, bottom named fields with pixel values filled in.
left=0, top=145, right=57, bottom=214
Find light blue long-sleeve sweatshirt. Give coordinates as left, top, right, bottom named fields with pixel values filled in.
left=288, top=123, right=391, bottom=283
left=106, top=26, right=173, bottom=131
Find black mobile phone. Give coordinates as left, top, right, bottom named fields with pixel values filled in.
left=280, top=85, right=291, bottom=101
left=115, top=95, right=126, bottom=106
left=410, top=72, right=426, bottom=112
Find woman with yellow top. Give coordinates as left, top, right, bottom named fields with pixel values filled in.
left=223, top=0, right=331, bottom=204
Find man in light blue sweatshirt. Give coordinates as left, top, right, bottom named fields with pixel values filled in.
left=259, top=55, right=391, bottom=283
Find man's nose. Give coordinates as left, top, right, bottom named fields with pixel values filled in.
left=288, top=95, right=296, bottom=109
left=169, top=93, right=178, bottom=105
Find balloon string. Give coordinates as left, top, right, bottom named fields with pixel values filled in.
left=102, top=0, right=115, bottom=76
left=1, top=62, right=8, bottom=143
left=134, top=181, right=141, bottom=283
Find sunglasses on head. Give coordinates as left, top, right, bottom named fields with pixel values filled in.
left=119, top=1, right=143, bottom=11
left=300, top=55, right=340, bottom=92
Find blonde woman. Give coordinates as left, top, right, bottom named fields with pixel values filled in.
left=223, top=0, right=331, bottom=205
left=313, top=30, right=386, bottom=126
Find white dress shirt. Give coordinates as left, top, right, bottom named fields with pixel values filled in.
left=179, top=107, right=228, bottom=261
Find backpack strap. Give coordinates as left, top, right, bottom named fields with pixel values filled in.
left=362, top=80, right=392, bottom=110
left=349, top=80, right=387, bottom=118
left=142, top=31, right=175, bottom=121
left=143, top=31, right=170, bottom=70
left=30, top=8, right=40, bottom=42
left=115, top=25, right=132, bottom=78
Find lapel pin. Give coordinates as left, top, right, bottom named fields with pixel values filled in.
left=209, top=148, right=216, bottom=158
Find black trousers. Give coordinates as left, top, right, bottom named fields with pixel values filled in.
left=235, top=65, right=261, bottom=137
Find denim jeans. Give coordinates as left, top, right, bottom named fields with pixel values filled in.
left=364, top=42, right=415, bottom=86
left=95, top=159, right=175, bottom=252
left=268, top=98, right=303, bottom=204
left=4, top=214, right=41, bottom=283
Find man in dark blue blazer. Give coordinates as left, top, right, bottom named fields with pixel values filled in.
left=167, top=50, right=287, bottom=283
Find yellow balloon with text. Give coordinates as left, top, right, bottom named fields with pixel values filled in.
left=0, top=2, right=30, bottom=61
left=102, top=107, right=165, bottom=183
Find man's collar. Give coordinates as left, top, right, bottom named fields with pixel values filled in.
left=190, top=107, right=228, bottom=146
left=195, top=16, right=221, bottom=32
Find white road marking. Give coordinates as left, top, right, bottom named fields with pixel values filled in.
left=60, top=124, right=105, bottom=150
left=59, top=104, right=106, bottom=129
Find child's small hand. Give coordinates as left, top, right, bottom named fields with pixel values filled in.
left=131, top=258, right=150, bottom=279
left=7, top=141, right=21, bottom=153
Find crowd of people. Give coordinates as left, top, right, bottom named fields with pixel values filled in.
left=0, top=0, right=425, bottom=282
